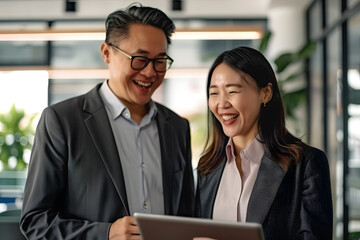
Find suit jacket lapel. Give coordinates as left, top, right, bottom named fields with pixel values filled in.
left=83, top=85, right=130, bottom=215
left=155, top=105, right=173, bottom=214
left=246, top=152, right=285, bottom=223
left=198, top=159, right=226, bottom=218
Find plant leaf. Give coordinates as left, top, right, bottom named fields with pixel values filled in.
left=274, top=53, right=295, bottom=73
left=282, top=88, right=307, bottom=119
left=274, top=41, right=317, bottom=73
left=297, top=41, right=317, bottom=59
left=280, top=71, right=303, bottom=83
left=258, top=31, right=272, bottom=53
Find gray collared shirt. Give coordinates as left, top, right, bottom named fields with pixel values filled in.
left=99, top=80, right=164, bottom=215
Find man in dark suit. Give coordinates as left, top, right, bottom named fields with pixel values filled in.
left=20, top=4, right=194, bottom=240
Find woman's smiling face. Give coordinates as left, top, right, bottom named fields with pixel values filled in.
left=208, top=63, right=266, bottom=142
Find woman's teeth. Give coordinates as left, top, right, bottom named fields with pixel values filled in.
left=222, top=115, right=238, bottom=121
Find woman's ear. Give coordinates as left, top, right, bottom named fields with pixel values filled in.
left=262, top=83, right=273, bottom=105
left=100, top=42, right=110, bottom=64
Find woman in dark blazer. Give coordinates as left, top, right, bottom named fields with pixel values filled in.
left=195, top=46, right=333, bottom=239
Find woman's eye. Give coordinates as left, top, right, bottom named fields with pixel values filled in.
left=209, top=92, right=218, bottom=96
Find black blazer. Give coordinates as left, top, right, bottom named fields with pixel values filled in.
left=195, top=145, right=333, bottom=240
left=20, top=84, right=195, bottom=239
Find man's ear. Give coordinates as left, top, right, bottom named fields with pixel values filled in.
left=100, top=42, right=110, bottom=64
left=262, top=83, right=273, bottom=104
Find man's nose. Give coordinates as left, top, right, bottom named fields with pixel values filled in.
left=140, top=61, right=156, bottom=77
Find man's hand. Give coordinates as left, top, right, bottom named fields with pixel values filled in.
left=109, top=216, right=141, bottom=240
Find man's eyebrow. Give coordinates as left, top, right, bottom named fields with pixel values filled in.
left=135, top=49, right=168, bottom=57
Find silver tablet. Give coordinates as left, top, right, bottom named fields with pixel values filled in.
left=134, top=213, right=264, bottom=240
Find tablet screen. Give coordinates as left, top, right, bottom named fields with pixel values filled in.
left=134, top=213, right=264, bottom=240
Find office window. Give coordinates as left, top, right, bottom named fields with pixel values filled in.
left=0, top=41, right=48, bottom=66
left=349, top=0, right=360, bottom=8
left=327, top=0, right=341, bottom=27
left=309, top=42, right=324, bottom=149
left=327, top=26, right=343, bottom=239
left=0, top=71, right=48, bottom=213
left=309, top=0, right=322, bottom=40
left=51, top=41, right=106, bottom=68
left=49, top=78, right=103, bottom=105
left=348, top=10, right=360, bottom=235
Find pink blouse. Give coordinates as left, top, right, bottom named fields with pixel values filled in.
left=213, top=136, right=264, bottom=222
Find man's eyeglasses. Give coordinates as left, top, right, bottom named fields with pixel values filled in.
left=108, top=43, right=174, bottom=73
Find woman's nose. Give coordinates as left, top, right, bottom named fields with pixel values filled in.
left=218, top=94, right=231, bottom=108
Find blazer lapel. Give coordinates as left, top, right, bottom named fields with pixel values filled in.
left=246, top=152, right=285, bottom=223
left=198, top=159, right=226, bottom=218
left=83, top=85, right=130, bottom=215
left=155, top=106, right=174, bottom=214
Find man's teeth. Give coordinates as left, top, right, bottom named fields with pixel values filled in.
left=135, top=80, right=151, bottom=87
left=222, top=115, right=237, bottom=121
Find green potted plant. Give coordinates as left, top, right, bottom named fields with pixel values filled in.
left=0, top=104, right=36, bottom=171
left=259, top=31, right=317, bottom=134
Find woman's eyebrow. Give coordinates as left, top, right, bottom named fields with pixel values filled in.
left=225, top=83, right=243, bottom=88
left=209, top=83, right=243, bottom=89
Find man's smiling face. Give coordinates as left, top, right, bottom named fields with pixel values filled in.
left=102, top=23, right=169, bottom=110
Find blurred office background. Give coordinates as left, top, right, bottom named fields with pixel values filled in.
left=0, top=0, right=359, bottom=239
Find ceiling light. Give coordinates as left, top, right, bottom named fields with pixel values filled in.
left=173, top=31, right=262, bottom=40
left=0, top=27, right=262, bottom=41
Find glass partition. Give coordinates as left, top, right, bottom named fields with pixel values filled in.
left=348, top=10, right=360, bottom=236
left=327, top=26, right=343, bottom=239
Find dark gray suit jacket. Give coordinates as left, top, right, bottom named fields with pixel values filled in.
left=20, top=84, right=195, bottom=239
left=195, top=145, right=333, bottom=239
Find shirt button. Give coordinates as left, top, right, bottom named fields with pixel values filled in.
left=142, top=162, right=145, bottom=168
left=143, top=203, right=148, bottom=209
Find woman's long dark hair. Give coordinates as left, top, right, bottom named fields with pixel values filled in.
left=197, top=46, right=304, bottom=176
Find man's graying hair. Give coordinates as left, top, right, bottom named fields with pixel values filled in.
left=105, top=3, right=175, bottom=46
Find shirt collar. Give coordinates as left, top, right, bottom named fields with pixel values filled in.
left=225, top=138, right=236, bottom=163
left=99, top=80, right=157, bottom=121
left=226, top=135, right=265, bottom=164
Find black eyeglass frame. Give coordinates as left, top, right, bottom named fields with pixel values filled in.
left=108, top=43, right=174, bottom=73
